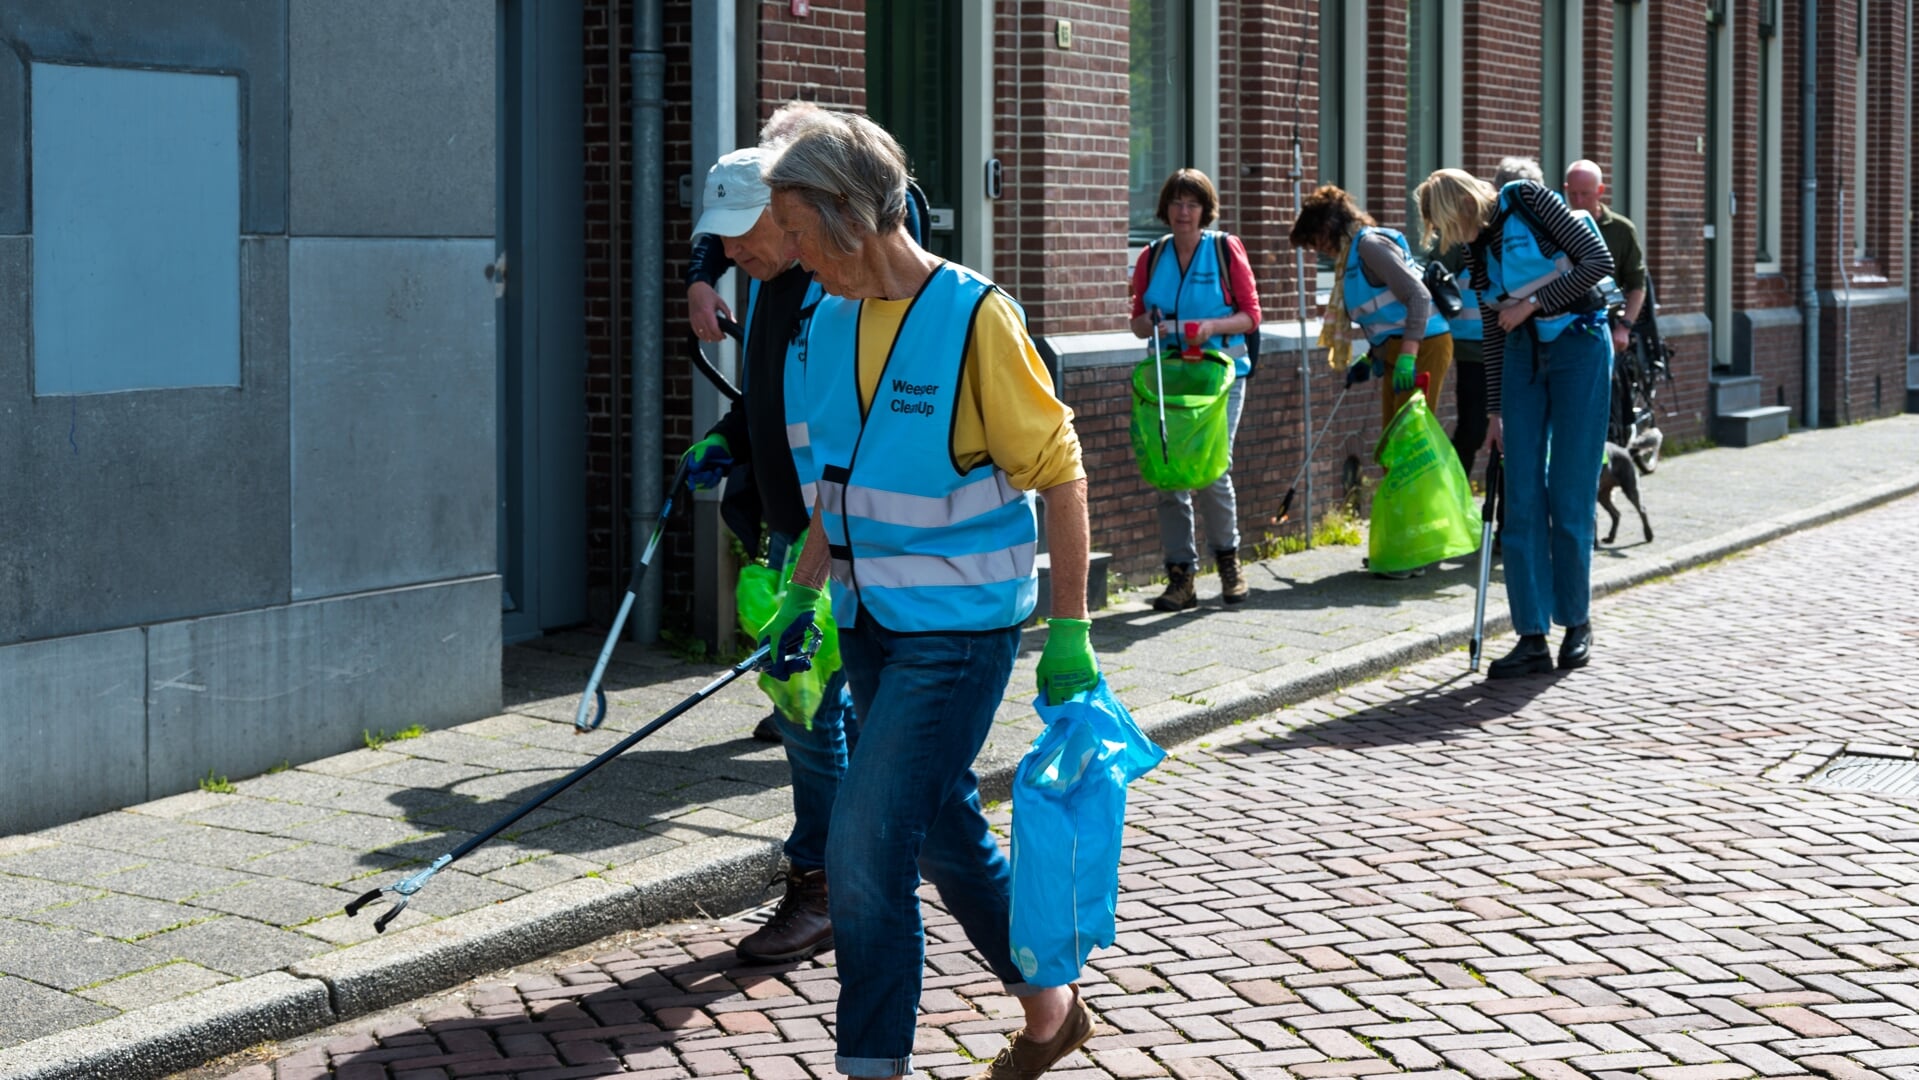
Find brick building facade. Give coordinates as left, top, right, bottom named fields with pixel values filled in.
left=573, top=0, right=1914, bottom=647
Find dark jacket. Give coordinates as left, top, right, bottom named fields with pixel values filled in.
left=706, top=264, right=817, bottom=545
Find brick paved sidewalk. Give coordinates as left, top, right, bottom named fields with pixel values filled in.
left=172, top=470, right=1919, bottom=1080
left=3, top=415, right=1917, bottom=1080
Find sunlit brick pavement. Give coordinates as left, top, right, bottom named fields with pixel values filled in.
left=179, top=493, right=1919, bottom=1080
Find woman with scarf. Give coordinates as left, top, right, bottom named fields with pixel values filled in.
left=1288, top=185, right=1454, bottom=578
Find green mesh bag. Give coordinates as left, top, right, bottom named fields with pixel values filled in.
left=734, top=534, right=842, bottom=729
left=1130, top=349, right=1236, bottom=492
left=1368, top=392, right=1483, bottom=574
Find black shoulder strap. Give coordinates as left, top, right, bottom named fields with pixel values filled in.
left=905, top=181, right=932, bottom=247
left=1214, top=231, right=1235, bottom=307
left=1147, top=234, right=1172, bottom=282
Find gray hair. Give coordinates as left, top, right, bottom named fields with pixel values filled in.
left=759, top=100, right=829, bottom=150
left=1493, top=155, right=1544, bottom=186
left=765, top=112, right=912, bottom=256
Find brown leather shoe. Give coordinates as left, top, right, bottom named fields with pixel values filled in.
left=968, top=986, right=1095, bottom=1080
left=1215, top=548, right=1249, bottom=604
left=736, top=867, right=831, bottom=964
left=1153, top=563, right=1198, bottom=612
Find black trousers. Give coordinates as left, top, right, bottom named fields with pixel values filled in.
left=1450, top=346, right=1489, bottom=480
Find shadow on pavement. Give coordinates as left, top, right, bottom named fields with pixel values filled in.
left=1210, top=665, right=1557, bottom=756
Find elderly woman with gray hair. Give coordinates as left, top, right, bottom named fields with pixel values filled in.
left=754, top=110, right=1099, bottom=1080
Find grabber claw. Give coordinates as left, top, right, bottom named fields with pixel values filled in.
left=344, top=854, right=452, bottom=934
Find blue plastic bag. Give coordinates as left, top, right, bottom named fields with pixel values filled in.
left=1008, top=677, right=1166, bottom=987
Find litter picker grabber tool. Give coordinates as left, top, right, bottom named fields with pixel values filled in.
left=347, top=628, right=819, bottom=934
left=1469, top=453, right=1503, bottom=673
left=1149, top=309, right=1169, bottom=464
left=1274, top=381, right=1353, bottom=525
left=572, top=455, right=692, bottom=733
left=688, top=317, right=746, bottom=403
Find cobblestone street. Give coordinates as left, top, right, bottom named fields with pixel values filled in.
left=174, top=493, right=1919, bottom=1080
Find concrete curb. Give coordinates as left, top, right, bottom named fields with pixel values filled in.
left=12, top=471, right=1917, bottom=1080
left=0, top=973, right=332, bottom=1080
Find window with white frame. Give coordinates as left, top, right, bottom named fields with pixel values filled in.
left=1756, top=0, right=1782, bottom=269
left=1129, top=0, right=1191, bottom=244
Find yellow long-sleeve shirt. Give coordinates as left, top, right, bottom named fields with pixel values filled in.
left=853, top=289, right=1085, bottom=492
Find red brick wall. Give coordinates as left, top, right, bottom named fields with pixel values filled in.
left=761, top=0, right=867, bottom=113
left=1643, top=11, right=1708, bottom=318
left=1459, top=4, right=1542, bottom=181
left=1581, top=1, right=1614, bottom=179
left=992, top=2, right=1131, bottom=338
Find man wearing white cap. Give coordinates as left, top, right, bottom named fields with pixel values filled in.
left=681, top=144, right=850, bottom=965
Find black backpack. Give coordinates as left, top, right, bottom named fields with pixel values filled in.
left=1147, top=231, right=1260, bottom=376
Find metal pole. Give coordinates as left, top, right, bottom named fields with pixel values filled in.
left=1291, top=53, right=1314, bottom=546
left=629, top=3, right=665, bottom=642
left=1799, top=0, right=1821, bottom=429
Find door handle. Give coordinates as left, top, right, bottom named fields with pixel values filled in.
left=484, top=252, right=508, bottom=298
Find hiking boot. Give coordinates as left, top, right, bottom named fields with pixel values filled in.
left=736, top=867, right=831, bottom=964
left=1487, top=635, right=1554, bottom=679
left=1215, top=548, right=1249, bottom=604
left=751, top=711, right=783, bottom=744
left=968, top=986, right=1096, bottom=1080
left=1153, top=563, right=1198, bottom=612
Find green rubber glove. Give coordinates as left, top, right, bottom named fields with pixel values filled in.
left=1393, top=353, right=1418, bottom=393
left=681, top=434, right=733, bottom=490
left=1035, top=617, right=1099, bottom=703
left=758, top=582, right=820, bottom=681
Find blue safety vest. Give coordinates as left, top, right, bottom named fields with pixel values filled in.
left=1449, top=276, right=1483, bottom=342
left=746, top=275, right=827, bottom=513
left=1140, top=230, right=1251, bottom=376
left=801, top=264, right=1040, bottom=633
left=1343, top=227, right=1452, bottom=349
left=1484, top=183, right=1621, bottom=342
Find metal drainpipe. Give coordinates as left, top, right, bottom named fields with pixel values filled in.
left=630, top=0, right=665, bottom=641
left=608, top=0, right=624, bottom=610
left=1799, top=0, right=1821, bottom=429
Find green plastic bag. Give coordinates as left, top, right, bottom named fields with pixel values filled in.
left=1130, top=350, right=1236, bottom=492
left=735, top=536, right=842, bottom=729
left=1368, top=392, right=1483, bottom=574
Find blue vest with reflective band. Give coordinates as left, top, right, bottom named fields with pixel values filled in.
left=1449, top=276, right=1482, bottom=342
left=1484, top=183, right=1620, bottom=342
left=1140, top=230, right=1251, bottom=376
left=802, top=264, right=1040, bottom=633
left=748, top=275, right=828, bottom=513
left=1342, top=227, right=1452, bottom=349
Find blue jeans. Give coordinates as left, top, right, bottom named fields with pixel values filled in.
left=1500, top=319, right=1612, bottom=636
left=828, top=620, right=1035, bottom=1077
left=764, top=531, right=857, bottom=872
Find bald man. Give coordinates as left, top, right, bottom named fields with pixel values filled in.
left=1563, top=160, right=1647, bottom=357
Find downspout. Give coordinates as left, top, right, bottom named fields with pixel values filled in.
left=608, top=0, right=624, bottom=610
left=630, top=1, right=665, bottom=641
left=1799, top=0, right=1821, bottom=429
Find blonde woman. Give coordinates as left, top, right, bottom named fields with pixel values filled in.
left=1415, top=168, right=1615, bottom=678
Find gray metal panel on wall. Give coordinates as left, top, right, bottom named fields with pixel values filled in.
left=0, top=629, right=147, bottom=834
left=0, top=236, right=292, bottom=646
left=145, top=577, right=502, bottom=800
left=289, top=238, right=496, bottom=600
left=288, top=0, right=495, bottom=237
left=0, top=0, right=289, bottom=236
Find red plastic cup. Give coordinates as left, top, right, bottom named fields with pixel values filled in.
left=1181, top=320, right=1202, bottom=358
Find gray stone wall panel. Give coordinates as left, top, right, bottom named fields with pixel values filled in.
left=0, top=0, right=289, bottom=235
left=0, top=237, right=291, bottom=645
left=144, top=577, right=503, bottom=800
left=0, top=629, right=147, bottom=834
left=289, top=238, right=496, bottom=600
left=288, top=0, right=495, bottom=237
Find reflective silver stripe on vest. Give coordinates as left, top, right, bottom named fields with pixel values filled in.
left=786, top=422, right=810, bottom=449
left=820, top=471, right=1022, bottom=530
left=848, top=544, right=1037, bottom=590
left=830, top=555, right=853, bottom=584
left=800, top=481, right=818, bottom=512
left=1349, top=291, right=1395, bottom=318
left=1490, top=256, right=1572, bottom=307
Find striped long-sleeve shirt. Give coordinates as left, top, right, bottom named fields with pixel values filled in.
left=1463, top=181, right=1615, bottom=412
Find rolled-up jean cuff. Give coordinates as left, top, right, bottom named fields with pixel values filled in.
left=1004, top=980, right=1052, bottom=998
left=837, top=1054, right=915, bottom=1078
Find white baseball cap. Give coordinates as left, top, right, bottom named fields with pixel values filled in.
left=692, top=147, right=773, bottom=240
